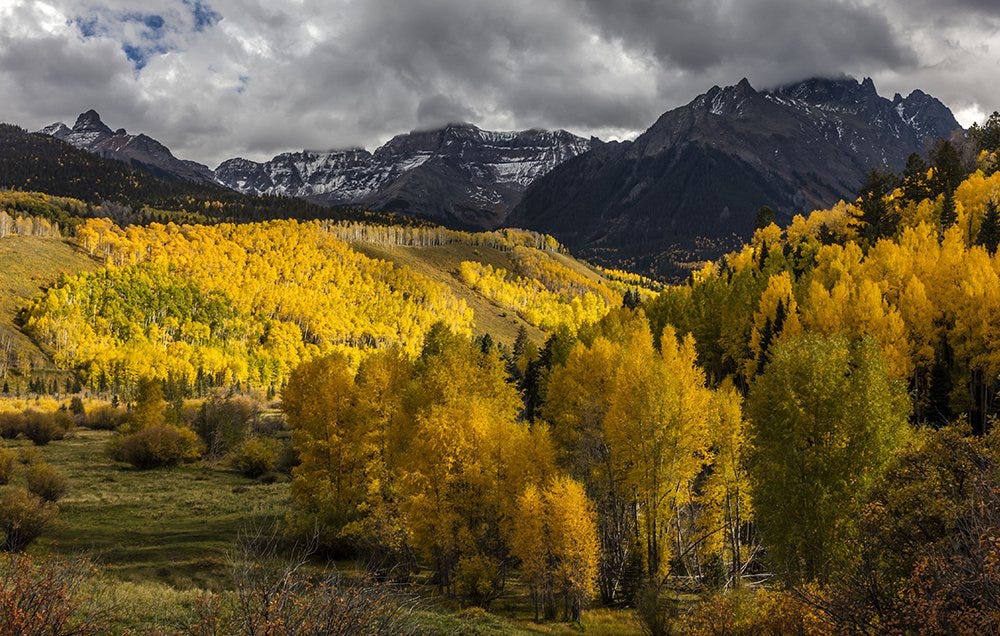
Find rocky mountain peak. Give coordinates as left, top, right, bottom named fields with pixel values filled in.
left=39, top=122, right=71, bottom=139
left=73, top=110, right=113, bottom=136
left=509, top=76, right=963, bottom=279
left=39, top=111, right=215, bottom=186
left=773, top=76, right=876, bottom=104
left=893, top=89, right=960, bottom=141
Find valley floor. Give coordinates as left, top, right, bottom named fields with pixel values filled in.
left=11, top=429, right=642, bottom=635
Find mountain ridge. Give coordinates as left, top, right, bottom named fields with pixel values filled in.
left=506, top=76, right=962, bottom=277
left=215, top=122, right=592, bottom=229
left=35, top=76, right=964, bottom=276
left=42, top=110, right=217, bottom=185
left=39, top=113, right=593, bottom=230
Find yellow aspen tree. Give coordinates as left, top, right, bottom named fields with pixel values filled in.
left=544, top=475, right=600, bottom=622
left=512, top=484, right=549, bottom=620
left=604, top=326, right=713, bottom=579
left=283, top=353, right=361, bottom=544
left=696, top=380, right=753, bottom=587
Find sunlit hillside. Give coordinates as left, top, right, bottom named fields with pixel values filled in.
left=0, top=194, right=654, bottom=395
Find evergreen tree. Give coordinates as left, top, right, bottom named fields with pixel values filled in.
left=978, top=199, right=1000, bottom=253
left=930, top=139, right=964, bottom=197
left=968, top=111, right=1000, bottom=154
left=940, top=188, right=957, bottom=235
left=755, top=206, right=776, bottom=230
left=901, top=152, right=931, bottom=203
left=622, top=288, right=641, bottom=310
left=858, top=169, right=898, bottom=242
left=477, top=333, right=495, bottom=355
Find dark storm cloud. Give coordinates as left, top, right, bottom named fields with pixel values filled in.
left=416, top=94, right=479, bottom=128
left=0, top=0, right=997, bottom=165
left=575, top=0, right=917, bottom=84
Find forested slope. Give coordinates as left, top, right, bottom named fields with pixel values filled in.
left=0, top=194, right=649, bottom=395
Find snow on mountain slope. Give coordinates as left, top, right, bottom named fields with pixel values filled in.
left=215, top=123, right=592, bottom=228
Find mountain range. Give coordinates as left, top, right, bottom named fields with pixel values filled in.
left=216, top=125, right=590, bottom=229
left=40, top=113, right=591, bottom=230
left=36, top=75, right=962, bottom=277
left=41, top=110, right=217, bottom=186
left=509, top=77, right=961, bottom=274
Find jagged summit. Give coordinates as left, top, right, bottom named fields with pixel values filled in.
left=508, top=76, right=962, bottom=278
left=215, top=123, right=592, bottom=229
left=38, top=111, right=216, bottom=185
left=73, top=110, right=113, bottom=136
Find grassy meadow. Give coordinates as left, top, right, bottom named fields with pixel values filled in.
left=2, top=421, right=642, bottom=634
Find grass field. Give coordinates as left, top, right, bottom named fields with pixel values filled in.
left=4, top=428, right=642, bottom=634
left=7, top=429, right=289, bottom=589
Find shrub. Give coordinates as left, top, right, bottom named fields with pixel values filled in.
left=25, top=462, right=69, bottom=502
left=18, top=446, right=40, bottom=465
left=83, top=404, right=129, bottom=431
left=454, top=555, right=502, bottom=608
left=0, top=412, right=22, bottom=439
left=196, top=393, right=262, bottom=457
left=21, top=409, right=73, bottom=445
left=253, top=412, right=287, bottom=437
left=0, top=487, right=57, bottom=552
left=676, top=587, right=833, bottom=636
left=635, top=582, right=680, bottom=636
left=0, top=554, right=106, bottom=635
left=189, top=523, right=417, bottom=636
left=276, top=440, right=299, bottom=476
left=112, top=425, right=204, bottom=469
left=228, top=437, right=279, bottom=478
left=0, top=447, right=15, bottom=485
left=68, top=396, right=86, bottom=418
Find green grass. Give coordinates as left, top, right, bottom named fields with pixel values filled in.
left=2, top=429, right=643, bottom=634
left=8, top=429, right=289, bottom=589
left=409, top=606, right=643, bottom=635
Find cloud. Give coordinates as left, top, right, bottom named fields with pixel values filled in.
left=0, top=0, right=997, bottom=166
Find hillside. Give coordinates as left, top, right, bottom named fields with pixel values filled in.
left=348, top=241, right=548, bottom=344
left=348, top=236, right=637, bottom=343
left=0, top=235, right=99, bottom=385
left=0, top=196, right=646, bottom=393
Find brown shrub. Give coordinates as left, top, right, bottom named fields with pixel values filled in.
left=0, top=554, right=106, bottom=635
left=228, top=438, right=278, bottom=479
left=111, top=425, right=203, bottom=469
left=83, top=404, right=128, bottom=431
left=0, top=413, right=22, bottom=440
left=25, top=462, right=69, bottom=502
left=0, top=447, right=15, bottom=485
left=0, top=487, right=57, bottom=552
left=21, top=409, right=72, bottom=445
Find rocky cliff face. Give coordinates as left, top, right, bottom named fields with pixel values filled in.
left=507, top=77, right=961, bottom=277
left=215, top=124, right=591, bottom=229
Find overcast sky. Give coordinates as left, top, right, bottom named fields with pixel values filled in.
left=1, top=0, right=998, bottom=167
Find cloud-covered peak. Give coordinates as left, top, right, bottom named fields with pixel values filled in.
left=0, top=0, right=996, bottom=166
